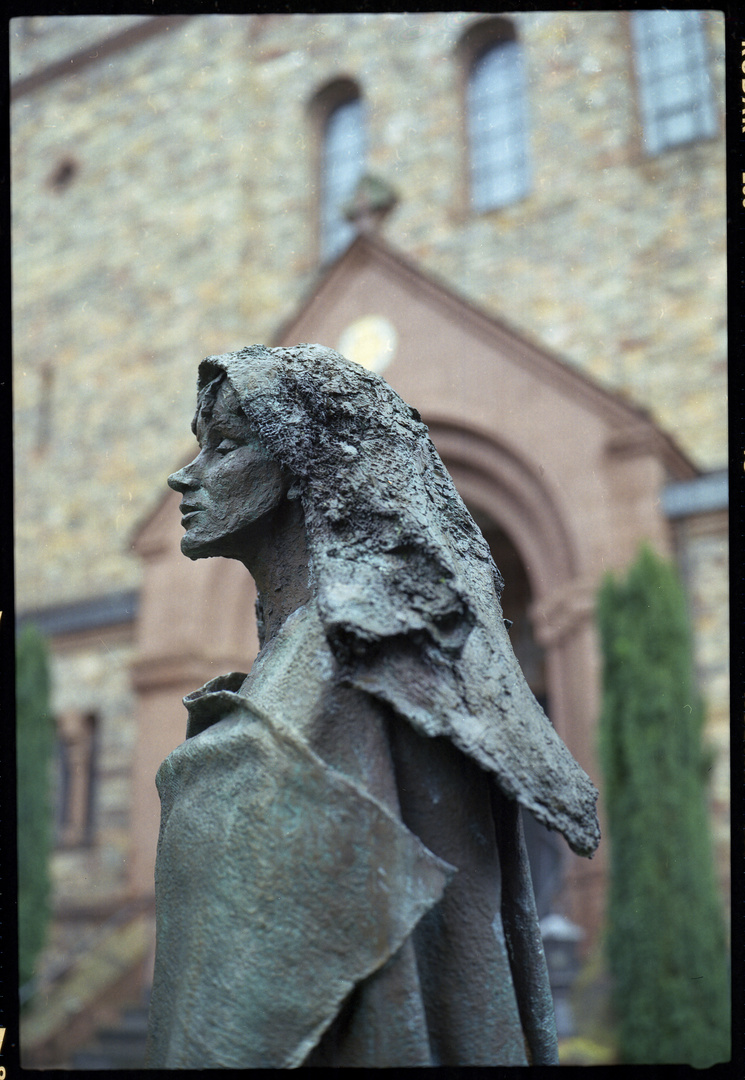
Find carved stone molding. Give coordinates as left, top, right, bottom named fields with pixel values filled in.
left=529, top=580, right=597, bottom=648
left=130, top=654, right=245, bottom=693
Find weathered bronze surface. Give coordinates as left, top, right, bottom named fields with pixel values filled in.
left=145, top=343, right=600, bottom=1068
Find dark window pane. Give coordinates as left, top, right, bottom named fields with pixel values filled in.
left=632, top=10, right=717, bottom=156
left=321, top=97, right=366, bottom=261
left=467, top=40, right=531, bottom=212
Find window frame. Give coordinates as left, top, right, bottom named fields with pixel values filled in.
left=308, top=77, right=366, bottom=264
left=457, top=17, right=531, bottom=216
left=54, top=709, right=98, bottom=849
left=630, top=9, right=719, bottom=158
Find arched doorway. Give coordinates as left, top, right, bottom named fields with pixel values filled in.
left=472, top=509, right=564, bottom=920
left=427, top=419, right=604, bottom=937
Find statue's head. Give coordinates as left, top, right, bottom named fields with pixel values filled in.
left=167, top=374, right=291, bottom=561
left=170, top=343, right=503, bottom=664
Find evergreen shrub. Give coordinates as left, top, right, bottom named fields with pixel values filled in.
left=598, top=545, right=729, bottom=1066
left=16, top=624, right=55, bottom=995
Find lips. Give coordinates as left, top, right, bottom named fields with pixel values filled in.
left=179, top=502, right=203, bottom=522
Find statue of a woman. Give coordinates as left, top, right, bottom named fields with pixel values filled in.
left=145, top=343, right=600, bottom=1068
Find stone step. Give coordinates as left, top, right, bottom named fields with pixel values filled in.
left=69, top=1049, right=123, bottom=1070
left=98, top=1006, right=149, bottom=1038
left=72, top=1046, right=146, bottom=1070
left=70, top=1004, right=149, bottom=1069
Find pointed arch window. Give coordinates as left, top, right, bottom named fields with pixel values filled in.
left=631, top=10, right=717, bottom=156
left=319, top=92, right=366, bottom=262
left=466, top=30, right=531, bottom=212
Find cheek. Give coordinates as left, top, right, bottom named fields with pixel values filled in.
left=223, top=458, right=287, bottom=522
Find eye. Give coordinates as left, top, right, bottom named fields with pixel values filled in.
left=215, top=440, right=239, bottom=455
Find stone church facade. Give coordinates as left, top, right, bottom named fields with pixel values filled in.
left=12, top=11, right=727, bottom=1059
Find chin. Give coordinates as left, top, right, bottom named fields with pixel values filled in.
left=181, top=533, right=213, bottom=560
left=181, top=529, right=241, bottom=562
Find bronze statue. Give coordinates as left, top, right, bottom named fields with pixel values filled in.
left=145, top=343, right=600, bottom=1068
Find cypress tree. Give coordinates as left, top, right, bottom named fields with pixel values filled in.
left=597, top=545, right=729, bottom=1066
left=16, top=624, right=55, bottom=995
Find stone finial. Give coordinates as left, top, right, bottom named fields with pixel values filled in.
left=343, top=173, right=398, bottom=235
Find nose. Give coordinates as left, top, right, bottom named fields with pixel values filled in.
left=168, top=465, right=199, bottom=494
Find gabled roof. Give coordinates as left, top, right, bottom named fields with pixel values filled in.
left=133, top=232, right=697, bottom=552
left=275, top=232, right=696, bottom=481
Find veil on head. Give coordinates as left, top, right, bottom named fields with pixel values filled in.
left=195, top=343, right=600, bottom=858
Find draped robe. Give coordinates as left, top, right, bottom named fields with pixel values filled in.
left=146, top=599, right=568, bottom=1067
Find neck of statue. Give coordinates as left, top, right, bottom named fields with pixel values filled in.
left=242, top=496, right=315, bottom=647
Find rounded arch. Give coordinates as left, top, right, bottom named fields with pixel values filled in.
left=427, top=416, right=589, bottom=922
left=425, top=416, right=578, bottom=606
left=455, top=15, right=518, bottom=65
left=306, top=75, right=363, bottom=125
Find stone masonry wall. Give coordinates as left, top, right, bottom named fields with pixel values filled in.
left=12, top=11, right=728, bottom=934
left=12, top=12, right=726, bottom=616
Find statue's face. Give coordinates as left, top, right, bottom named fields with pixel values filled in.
left=167, top=380, right=288, bottom=560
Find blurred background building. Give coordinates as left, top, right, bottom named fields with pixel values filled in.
left=12, top=11, right=727, bottom=1066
